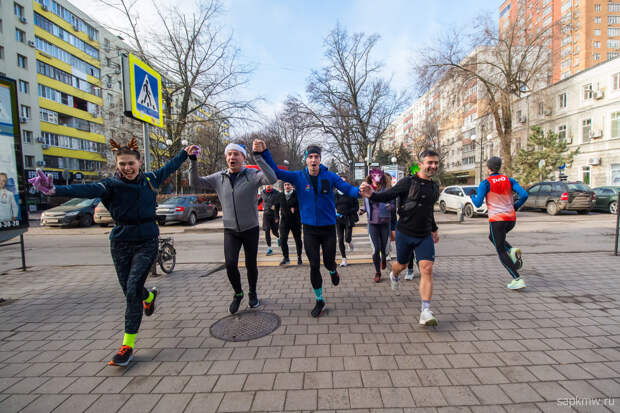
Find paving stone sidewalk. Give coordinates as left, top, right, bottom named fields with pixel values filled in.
left=0, top=252, right=619, bottom=413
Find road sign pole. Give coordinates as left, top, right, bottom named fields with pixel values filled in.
left=143, top=122, right=151, bottom=172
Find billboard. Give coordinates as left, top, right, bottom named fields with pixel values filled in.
left=0, top=77, right=29, bottom=241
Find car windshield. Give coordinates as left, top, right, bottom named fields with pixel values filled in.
left=61, top=198, right=94, bottom=208
left=567, top=183, right=591, bottom=191
left=161, top=196, right=188, bottom=205
left=462, top=187, right=477, bottom=196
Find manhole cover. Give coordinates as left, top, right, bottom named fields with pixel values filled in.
left=210, top=311, right=281, bottom=342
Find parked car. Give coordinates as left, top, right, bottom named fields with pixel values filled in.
left=593, top=186, right=619, bottom=214
left=156, top=195, right=218, bottom=226
left=523, top=181, right=594, bottom=215
left=40, top=198, right=100, bottom=227
left=94, top=204, right=115, bottom=227
left=438, top=185, right=488, bottom=217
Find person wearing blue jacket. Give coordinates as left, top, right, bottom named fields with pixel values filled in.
left=254, top=141, right=361, bottom=317
left=29, top=138, right=195, bottom=366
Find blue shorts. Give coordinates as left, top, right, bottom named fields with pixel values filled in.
left=395, top=230, right=435, bottom=264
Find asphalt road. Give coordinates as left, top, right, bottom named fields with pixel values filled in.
left=1, top=210, right=618, bottom=272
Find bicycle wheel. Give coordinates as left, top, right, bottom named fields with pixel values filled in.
left=158, top=243, right=176, bottom=273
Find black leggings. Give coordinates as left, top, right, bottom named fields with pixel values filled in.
left=224, top=226, right=260, bottom=294
left=303, top=224, right=337, bottom=290
left=263, top=213, right=279, bottom=247
left=368, top=223, right=390, bottom=272
left=280, top=220, right=302, bottom=259
left=489, top=221, right=520, bottom=280
left=336, top=222, right=353, bottom=258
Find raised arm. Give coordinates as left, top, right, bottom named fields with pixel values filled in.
left=510, top=178, right=529, bottom=210
left=256, top=147, right=298, bottom=184
left=188, top=159, right=219, bottom=192
left=470, top=180, right=490, bottom=208
left=54, top=181, right=109, bottom=199
left=152, top=149, right=188, bottom=186
left=253, top=150, right=278, bottom=185
left=332, top=173, right=359, bottom=198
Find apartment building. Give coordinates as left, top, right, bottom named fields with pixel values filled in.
left=499, top=0, right=620, bottom=83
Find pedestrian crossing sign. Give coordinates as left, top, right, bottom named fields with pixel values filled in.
left=122, top=53, right=163, bottom=127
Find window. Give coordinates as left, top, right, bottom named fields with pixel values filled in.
left=609, top=52, right=620, bottom=59
left=538, top=102, right=545, bottom=115
left=0, top=46, right=4, bottom=60
left=558, top=125, right=567, bottom=142
left=582, top=118, right=592, bottom=142
left=104, top=38, right=110, bottom=50
left=20, top=105, right=31, bottom=119
left=613, top=72, right=620, bottom=90
left=22, top=130, right=33, bottom=143
left=24, top=156, right=35, bottom=168
left=17, top=54, right=27, bottom=68
left=595, top=16, right=601, bottom=24
left=595, top=3, right=601, bottom=11
left=528, top=185, right=540, bottom=194
left=594, top=53, right=601, bottom=60
left=581, top=166, right=591, bottom=184
left=612, top=163, right=620, bottom=185
left=594, top=41, right=600, bottom=48
left=612, top=111, right=620, bottom=138
left=0, top=18, right=3, bottom=32
left=14, top=2, right=24, bottom=17
left=610, top=16, right=620, bottom=24
left=611, top=3, right=620, bottom=12
left=40, top=108, right=58, bottom=124
left=543, top=16, right=552, bottom=27
left=559, top=93, right=567, bottom=108
left=610, top=28, right=620, bottom=36
left=18, top=80, right=29, bottom=94
left=15, top=28, right=25, bottom=42
left=583, top=84, right=593, bottom=100
left=33, top=13, right=99, bottom=59
left=34, top=37, right=100, bottom=78
left=608, top=39, right=620, bottom=49
left=594, top=29, right=601, bottom=36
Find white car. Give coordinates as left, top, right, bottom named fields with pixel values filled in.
left=438, top=185, right=487, bottom=217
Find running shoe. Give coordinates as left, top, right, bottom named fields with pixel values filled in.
left=108, top=345, right=133, bottom=367
left=374, top=272, right=381, bottom=283
left=390, top=272, right=400, bottom=295
left=381, top=258, right=387, bottom=270
left=340, top=258, right=348, bottom=267
left=330, top=270, right=340, bottom=286
left=386, top=254, right=392, bottom=262
left=297, top=256, right=303, bottom=265
left=509, top=248, right=523, bottom=269
left=248, top=292, right=261, bottom=308
left=229, top=294, right=243, bottom=314
left=507, top=278, right=526, bottom=290
left=404, top=269, right=415, bottom=281
left=266, top=248, right=273, bottom=256
left=348, top=242, right=355, bottom=252
left=279, top=258, right=290, bottom=266
left=419, top=309, right=438, bottom=326
left=143, top=287, right=158, bottom=316
left=311, top=300, right=326, bottom=318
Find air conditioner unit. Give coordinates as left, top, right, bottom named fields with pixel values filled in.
left=36, top=136, right=44, bottom=143
left=72, top=24, right=79, bottom=31
left=19, top=16, right=27, bottom=24
left=588, top=157, right=601, bottom=165
left=106, top=82, right=112, bottom=88
left=590, top=129, right=603, bottom=138
left=594, top=90, right=604, bottom=99
left=41, top=144, right=50, bottom=149
left=544, top=108, right=552, bottom=116
left=36, top=160, right=45, bottom=166
left=519, top=115, right=527, bottom=123
left=565, top=136, right=573, bottom=144
left=41, top=4, right=48, bottom=11
left=19, top=117, right=28, bottom=123
left=27, top=40, right=35, bottom=47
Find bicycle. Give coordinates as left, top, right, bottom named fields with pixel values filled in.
left=156, top=237, right=176, bottom=274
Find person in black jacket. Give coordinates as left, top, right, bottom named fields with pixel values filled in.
left=360, top=149, right=441, bottom=327
left=258, top=185, right=281, bottom=255
left=278, top=182, right=303, bottom=265
left=335, top=176, right=359, bottom=267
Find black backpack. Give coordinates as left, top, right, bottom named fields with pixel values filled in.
left=398, top=176, right=439, bottom=217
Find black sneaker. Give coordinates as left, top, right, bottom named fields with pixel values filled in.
left=143, top=287, right=158, bottom=316
left=329, top=270, right=340, bottom=286
left=297, top=256, right=303, bottom=265
left=248, top=291, right=261, bottom=308
left=311, top=300, right=326, bottom=318
left=108, top=345, right=133, bottom=367
left=229, top=294, right=243, bottom=314
left=279, top=258, right=290, bottom=266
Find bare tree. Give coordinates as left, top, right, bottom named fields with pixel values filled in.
left=293, top=25, right=407, bottom=167
left=264, top=99, right=314, bottom=169
left=414, top=12, right=559, bottom=174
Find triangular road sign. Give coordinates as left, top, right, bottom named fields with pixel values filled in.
left=137, top=75, right=158, bottom=112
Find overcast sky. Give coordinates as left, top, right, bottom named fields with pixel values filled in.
left=78, top=0, right=496, bottom=124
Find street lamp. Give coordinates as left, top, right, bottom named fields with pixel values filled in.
left=165, top=139, right=173, bottom=146
left=471, top=134, right=486, bottom=184
left=390, top=156, right=397, bottom=164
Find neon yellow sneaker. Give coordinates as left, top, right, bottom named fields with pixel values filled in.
left=507, top=278, right=526, bottom=290
left=509, top=248, right=523, bottom=269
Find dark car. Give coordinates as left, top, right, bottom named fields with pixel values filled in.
left=156, top=195, right=218, bottom=226
left=593, top=186, right=619, bottom=214
left=523, top=181, right=594, bottom=215
left=40, top=198, right=100, bottom=227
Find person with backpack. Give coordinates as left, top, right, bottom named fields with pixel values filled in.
left=360, top=149, right=441, bottom=326
left=470, top=157, right=529, bottom=290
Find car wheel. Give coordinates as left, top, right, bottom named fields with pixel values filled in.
left=464, top=204, right=475, bottom=218
left=187, top=212, right=197, bottom=226
left=608, top=201, right=617, bottom=214
left=546, top=202, right=559, bottom=216
left=577, top=209, right=590, bottom=215
left=79, top=214, right=93, bottom=227
left=211, top=207, right=218, bottom=219
left=439, top=201, right=447, bottom=214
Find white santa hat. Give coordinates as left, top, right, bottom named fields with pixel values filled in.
left=224, top=143, right=247, bottom=158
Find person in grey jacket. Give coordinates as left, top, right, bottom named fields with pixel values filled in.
left=188, top=141, right=277, bottom=314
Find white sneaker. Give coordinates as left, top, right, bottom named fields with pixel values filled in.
left=340, top=258, right=348, bottom=267
left=348, top=242, right=355, bottom=252
left=386, top=254, right=392, bottom=261
left=419, top=308, right=438, bottom=326
left=404, top=269, right=415, bottom=280
left=389, top=272, right=400, bottom=295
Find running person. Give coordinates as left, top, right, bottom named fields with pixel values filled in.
left=258, top=184, right=281, bottom=256
left=278, top=182, right=303, bottom=265
left=360, top=149, right=440, bottom=326
left=335, top=176, right=359, bottom=267
left=470, top=156, right=529, bottom=289
left=189, top=141, right=277, bottom=314
left=29, top=138, right=194, bottom=366
left=257, top=142, right=361, bottom=317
